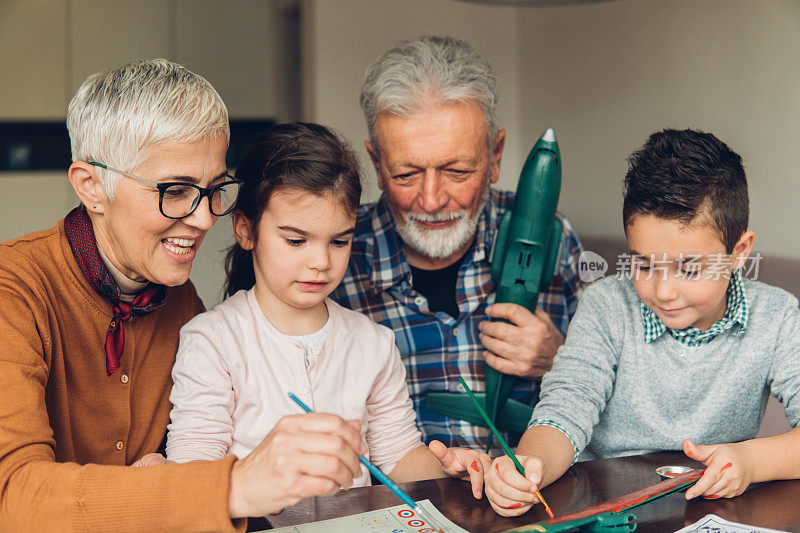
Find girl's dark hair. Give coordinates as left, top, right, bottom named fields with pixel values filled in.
left=224, top=122, right=362, bottom=298
left=622, top=128, right=748, bottom=253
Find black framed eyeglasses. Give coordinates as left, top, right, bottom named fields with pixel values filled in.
left=88, top=161, right=242, bottom=219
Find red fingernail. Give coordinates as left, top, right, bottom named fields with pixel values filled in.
left=721, top=462, right=732, bottom=472
left=707, top=494, right=720, bottom=499
left=495, top=463, right=500, bottom=473
left=500, top=503, right=522, bottom=509
left=471, top=459, right=480, bottom=472
left=686, top=450, right=693, bottom=458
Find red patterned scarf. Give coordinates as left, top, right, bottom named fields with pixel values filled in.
left=64, top=205, right=167, bottom=375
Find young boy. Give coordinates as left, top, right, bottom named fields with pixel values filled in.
left=484, top=129, right=800, bottom=516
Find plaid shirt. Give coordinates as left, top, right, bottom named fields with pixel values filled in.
left=331, top=189, right=585, bottom=454
left=641, top=269, right=749, bottom=346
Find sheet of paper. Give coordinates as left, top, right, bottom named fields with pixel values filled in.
left=262, top=499, right=468, bottom=533
left=675, top=514, right=788, bottom=533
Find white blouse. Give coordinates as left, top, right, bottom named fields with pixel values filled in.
left=166, top=289, right=423, bottom=486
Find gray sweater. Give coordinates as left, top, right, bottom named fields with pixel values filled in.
left=530, top=275, right=800, bottom=461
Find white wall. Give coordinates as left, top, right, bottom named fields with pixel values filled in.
left=1, top=172, right=76, bottom=237
left=302, top=0, right=526, bottom=202
left=0, top=0, right=69, bottom=119
left=517, top=0, right=800, bottom=258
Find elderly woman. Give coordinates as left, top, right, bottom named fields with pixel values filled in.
left=0, top=59, right=363, bottom=531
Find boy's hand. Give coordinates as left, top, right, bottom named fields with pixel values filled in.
left=428, top=440, right=492, bottom=498
left=485, top=454, right=543, bottom=517
left=683, top=439, right=753, bottom=499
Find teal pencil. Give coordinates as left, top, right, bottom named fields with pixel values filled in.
left=456, top=377, right=554, bottom=518
left=287, top=392, right=449, bottom=533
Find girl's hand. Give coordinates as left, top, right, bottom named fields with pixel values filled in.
left=131, top=453, right=175, bottom=467
left=485, top=454, right=543, bottom=517
left=683, top=439, right=753, bottom=500
left=428, top=440, right=492, bottom=498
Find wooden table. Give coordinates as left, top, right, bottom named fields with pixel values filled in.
left=250, top=452, right=800, bottom=532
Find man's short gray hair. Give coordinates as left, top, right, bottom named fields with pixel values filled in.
left=67, top=58, right=230, bottom=199
left=360, top=35, right=499, bottom=152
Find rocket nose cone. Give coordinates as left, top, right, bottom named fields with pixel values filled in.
left=541, top=127, right=557, bottom=143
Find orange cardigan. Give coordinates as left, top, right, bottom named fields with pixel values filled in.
left=0, top=218, right=242, bottom=531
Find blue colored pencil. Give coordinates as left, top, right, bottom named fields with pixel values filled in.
left=287, top=392, right=448, bottom=532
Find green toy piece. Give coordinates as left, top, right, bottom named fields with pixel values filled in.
left=502, top=470, right=704, bottom=532
left=503, top=510, right=636, bottom=533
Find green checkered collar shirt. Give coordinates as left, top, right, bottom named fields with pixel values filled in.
left=641, top=269, right=749, bottom=346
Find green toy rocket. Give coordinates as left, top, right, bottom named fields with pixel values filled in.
left=425, top=128, right=564, bottom=450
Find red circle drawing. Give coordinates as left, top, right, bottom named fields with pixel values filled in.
left=397, top=509, right=415, bottom=518
left=407, top=519, right=425, bottom=527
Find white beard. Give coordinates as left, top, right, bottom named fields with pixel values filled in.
left=393, top=188, right=489, bottom=260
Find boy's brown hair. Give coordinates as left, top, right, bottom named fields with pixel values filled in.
left=623, top=128, right=749, bottom=253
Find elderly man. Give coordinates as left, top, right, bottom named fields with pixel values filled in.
left=0, top=59, right=364, bottom=531
left=332, top=36, right=584, bottom=454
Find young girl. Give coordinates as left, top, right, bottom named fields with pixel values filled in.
left=166, top=123, right=491, bottom=501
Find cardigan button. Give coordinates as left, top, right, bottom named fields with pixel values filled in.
left=115, top=440, right=124, bottom=451
left=120, top=374, right=129, bottom=384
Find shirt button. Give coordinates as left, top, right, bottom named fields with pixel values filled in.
left=453, top=328, right=460, bottom=336
left=680, top=350, right=686, bottom=356
left=459, top=429, right=469, bottom=438
left=120, top=374, right=129, bottom=384
left=115, top=441, right=124, bottom=451
left=414, top=296, right=425, bottom=306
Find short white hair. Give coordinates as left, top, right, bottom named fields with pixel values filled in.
left=67, top=58, right=230, bottom=199
left=360, top=36, right=499, bottom=153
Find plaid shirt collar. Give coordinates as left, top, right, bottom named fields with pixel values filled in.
left=641, top=269, right=749, bottom=346
left=364, top=194, right=496, bottom=296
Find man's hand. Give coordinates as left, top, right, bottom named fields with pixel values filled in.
left=683, top=439, right=754, bottom=500
left=480, top=303, right=565, bottom=378
left=485, top=454, right=543, bottom=517
left=428, top=440, right=493, bottom=498
left=228, top=413, right=366, bottom=518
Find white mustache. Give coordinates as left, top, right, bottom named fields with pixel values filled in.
left=406, top=211, right=467, bottom=223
